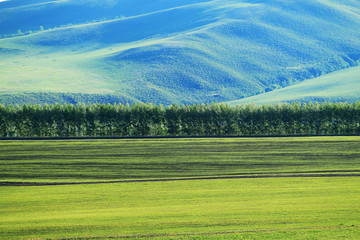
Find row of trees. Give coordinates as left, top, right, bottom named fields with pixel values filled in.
left=1, top=15, right=128, bottom=39
left=0, top=102, right=359, bottom=137
left=0, top=26, right=46, bottom=39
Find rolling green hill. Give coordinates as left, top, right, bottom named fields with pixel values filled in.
left=1, top=0, right=360, bottom=104
left=229, top=66, right=360, bottom=105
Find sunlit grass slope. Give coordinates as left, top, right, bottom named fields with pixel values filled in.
left=1, top=0, right=360, bottom=104
left=229, top=66, right=360, bottom=105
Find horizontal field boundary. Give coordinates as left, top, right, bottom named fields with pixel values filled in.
left=2, top=173, right=360, bottom=186
left=0, top=134, right=359, bottom=141
left=59, top=225, right=359, bottom=239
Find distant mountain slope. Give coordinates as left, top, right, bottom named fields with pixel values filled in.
left=0, top=0, right=210, bottom=35
left=228, top=66, right=360, bottom=105
left=0, top=0, right=360, bottom=104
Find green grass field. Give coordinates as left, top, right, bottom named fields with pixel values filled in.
left=1, top=137, right=360, bottom=239
left=1, top=137, right=360, bottom=183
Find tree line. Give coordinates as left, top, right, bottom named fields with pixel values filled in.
left=0, top=102, right=359, bottom=137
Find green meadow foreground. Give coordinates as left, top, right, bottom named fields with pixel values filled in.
left=0, top=137, right=360, bottom=239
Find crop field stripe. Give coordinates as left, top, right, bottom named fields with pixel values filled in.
left=1, top=136, right=359, bottom=183
left=2, top=173, right=360, bottom=186
left=55, top=225, right=359, bottom=240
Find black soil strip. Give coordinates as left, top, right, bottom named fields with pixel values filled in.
left=2, top=173, right=360, bottom=186
left=0, top=134, right=358, bottom=141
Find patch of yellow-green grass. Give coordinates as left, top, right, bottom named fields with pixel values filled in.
left=0, top=56, right=113, bottom=94
left=0, top=36, right=172, bottom=96
left=0, top=177, right=359, bottom=239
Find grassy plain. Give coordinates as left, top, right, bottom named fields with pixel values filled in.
left=1, top=137, right=360, bottom=183
left=1, top=177, right=359, bottom=239
left=0, top=137, right=360, bottom=239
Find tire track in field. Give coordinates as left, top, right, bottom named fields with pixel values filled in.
left=1, top=173, right=360, bottom=186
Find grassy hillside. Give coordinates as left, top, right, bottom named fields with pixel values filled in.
left=0, top=0, right=209, bottom=35
left=1, top=137, right=359, bottom=239
left=229, top=66, right=360, bottom=105
left=1, top=0, right=360, bottom=104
